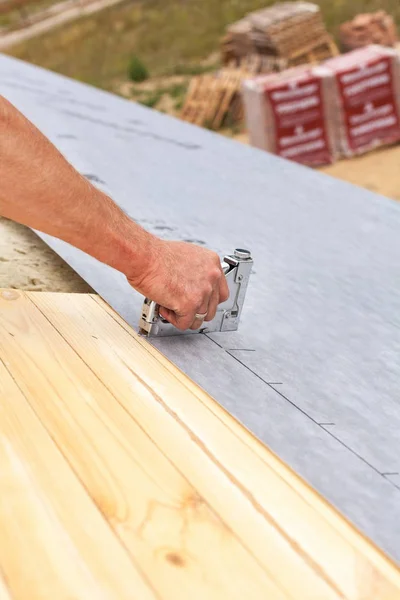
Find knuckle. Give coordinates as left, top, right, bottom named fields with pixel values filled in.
left=221, top=289, right=229, bottom=302
left=210, top=267, right=222, bottom=282
left=189, top=294, right=203, bottom=310
left=212, top=252, right=221, bottom=264
left=202, top=284, right=213, bottom=299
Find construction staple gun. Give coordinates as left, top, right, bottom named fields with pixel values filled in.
left=139, top=248, right=253, bottom=337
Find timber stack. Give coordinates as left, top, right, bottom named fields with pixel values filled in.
left=339, top=11, right=398, bottom=53
left=221, top=2, right=338, bottom=68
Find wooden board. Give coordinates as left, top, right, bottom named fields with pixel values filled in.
left=0, top=290, right=399, bottom=599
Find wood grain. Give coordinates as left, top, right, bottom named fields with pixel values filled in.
left=0, top=340, right=156, bottom=599
left=0, top=289, right=399, bottom=599
left=0, top=574, right=12, bottom=600
left=0, top=291, right=288, bottom=600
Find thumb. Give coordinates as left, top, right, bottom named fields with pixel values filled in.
left=159, top=307, right=176, bottom=324
left=159, top=307, right=193, bottom=331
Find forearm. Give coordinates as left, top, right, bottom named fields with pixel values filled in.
left=0, top=95, right=156, bottom=278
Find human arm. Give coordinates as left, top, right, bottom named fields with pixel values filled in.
left=0, top=95, right=229, bottom=330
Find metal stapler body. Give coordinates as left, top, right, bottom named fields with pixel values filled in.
left=139, top=248, right=253, bottom=337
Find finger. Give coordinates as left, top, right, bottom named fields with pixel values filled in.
left=158, top=307, right=176, bottom=324
left=205, top=287, right=219, bottom=322
left=190, top=297, right=210, bottom=330
left=167, top=305, right=199, bottom=331
left=158, top=307, right=186, bottom=329
left=190, top=318, right=205, bottom=331
left=160, top=307, right=199, bottom=331
left=219, top=274, right=230, bottom=303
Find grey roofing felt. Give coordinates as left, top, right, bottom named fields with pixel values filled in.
left=1, top=54, right=400, bottom=562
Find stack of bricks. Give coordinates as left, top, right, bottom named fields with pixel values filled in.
left=222, top=2, right=337, bottom=68
left=242, top=45, right=400, bottom=166
left=339, top=11, right=398, bottom=53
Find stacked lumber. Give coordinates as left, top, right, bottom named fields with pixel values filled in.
left=180, top=58, right=286, bottom=129
left=339, top=11, right=398, bottom=53
left=243, top=45, right=400, bottom=166
left=222, top=2, right=338, bottom=68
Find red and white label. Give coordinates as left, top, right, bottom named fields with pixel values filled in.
left=335, top=56, right=400, bottom=151
left=265, top=75, right=332, bottom=166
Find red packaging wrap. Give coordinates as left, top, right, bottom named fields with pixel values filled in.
left=243, top=45, right=400, bottom=165
left=242, top=66, right=339, bottom=166
left=323, top=45, right=400, bottom=157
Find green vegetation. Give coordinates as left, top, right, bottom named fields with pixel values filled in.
left=131, top=80, right=188, bottom=111
left=5, top=0, right=400, bottom=91
left=138, top=89, right=163, bottom=108
left=127, top=54, right=149, bottom=82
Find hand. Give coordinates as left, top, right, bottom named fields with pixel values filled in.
left=127, top=239, right=230, bottom=330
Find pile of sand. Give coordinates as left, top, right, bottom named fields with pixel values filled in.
left=0, top=217, right=92, bottom=293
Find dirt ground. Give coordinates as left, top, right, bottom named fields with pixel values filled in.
left=1, top=143, right=399, bottom=292
left=0, top=217, right=91, bottom=292
left=320, top=144, right=400, bottom=201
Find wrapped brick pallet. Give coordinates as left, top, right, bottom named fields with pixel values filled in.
left=339, top=11, right=397, bottom=53
left=243, top=45, right=400, bottom=165
left=242, top=66, right=340, bottom=166
left=321, top=45, right=400, bottom=158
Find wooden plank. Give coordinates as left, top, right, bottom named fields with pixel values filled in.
left=25, top=290, right=400, bottom=599
left=212, top=71, right=241, bottom=129
left=0, top=574, right=12, bottom=600
left=0, top=290, right=293, bottom=600
left=0, top=341, right=156, bottom=599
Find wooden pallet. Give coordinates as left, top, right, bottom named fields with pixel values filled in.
left=288, top=34, right=339, bottom=66
left=180, top=68, right=250, bottom=130
left=180, top=75, right=217, bottom=126
left=181, top=54, right=288, bottom=131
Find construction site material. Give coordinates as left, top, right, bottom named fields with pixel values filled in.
left=180, top=69, right=245, bottom=129
left=243, top=45, right=400, bottom=164
left=222, top=2, right=338, bottom=68
left=339, top=11, right=398, bottom=53
left=1, top=288, right=400, bottom=599
left=322, top=45, right=400, bottom=157
left=180, top=58, right=286, bottom=129
left=242, top=66, right=340, bottom=166
left=3, top=55, right=400, bottom=564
